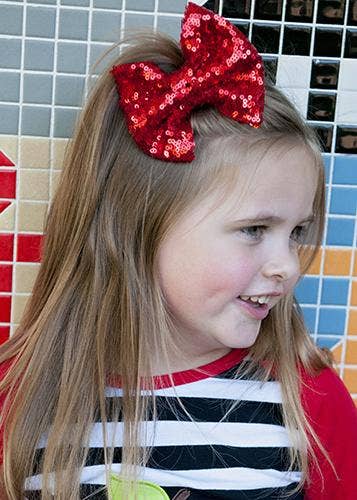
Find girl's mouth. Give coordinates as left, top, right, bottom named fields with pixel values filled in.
left=235, top=296, right=270, bottom=320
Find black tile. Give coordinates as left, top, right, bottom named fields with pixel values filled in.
left=285, top=0, right=314, bottom=23
left=262, top=56, right=278, bottom=83
left=314, top=28, right=342, bottom=57
left=254, top=0, right=283, bottom=21
left=232, top=22, right=250, bottom=37
left=335, top=126, right=357, bottom=153
left=222, top=0, right=252, bottom=19
left=316, top=0, right=346, bottom=24
left=312, top=125, right=333, bottom=152
left=202, top=1, right=218, bottom=13
left=252, top=24, right=281, bottom=53
left=344, top=29, right=357, bottom=58
left=348, top=0, right=357, bottom=25
left=307, top=92, right=336, bottom=121
left=310, top=60, right=339, bottom=89
left=282, top=26, right=312, bottom=55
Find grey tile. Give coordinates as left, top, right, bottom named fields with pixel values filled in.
left=31, top=0, right=56, bottom=4
left=0, top=105, right=19, bottom=134
left=0, top=5, right=23, bottom=35
left=57, top=42, right=87, bottom=73
left=157, top=15, right=181, bottom=39
left=91, top=11, right=121, bottom=42
left=23, top=74, right=53, bottom=104
left=26, top=6, right=56, bottom=38
left=0, top=73, right=20, bottom=102
left=59, top=8, right=89, bottom=40
left=54, top=107, right=79, bottom=137
left=21, top=106, right=51, bottom=136
left=89, top=43, right=115, bottom=74
left=60, top=0, right=89, bottom=5
left=55, top=75, right=85, bottom=106
left=158, top=0, right=186, bottom=13
left=126, top=0, right=155, bottom=10
left=24, top=40, right=54, bottom=71
left=0, top=39, right=21, bottom=69
left=93, top=0, right=122, bottom=8
left=125, top=13, right=154, bottom=29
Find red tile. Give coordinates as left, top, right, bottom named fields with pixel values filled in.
left=0, top=234, right=14, bottom=261
left=0, top=201, right=12, bottom=215
left=0, top=151, right=15, bottom=167
left=0, top=265, right=12, bottom=292
left=0, top=170, right=16, bottom=198
left=0, top=296, right=11, bottom=322
left=17, top=234, right=44, bottom=263
left=0, top=326, right=10, bottom=345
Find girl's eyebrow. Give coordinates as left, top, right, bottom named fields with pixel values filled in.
left=233, top=213, right=315, bottom=225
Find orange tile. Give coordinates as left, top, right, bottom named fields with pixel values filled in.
left=343, top=369, right=357, bottom=393
left=345, top=339, right=357, bottom=365
left=348, top=310, right=357, bottom=335
left=352, top=280, right=357, bottom=307
left=323, top=248, right=352, bottom=276
left=354, top=252, right=357, bottom=277
left=331, top=342, right=343, bottom=364
left=303, top=247, right=322, bottom=274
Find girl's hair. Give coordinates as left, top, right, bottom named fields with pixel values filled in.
left=0, top=30, right=332, bottom=499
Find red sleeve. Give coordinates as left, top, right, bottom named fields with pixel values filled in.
left=301, top=366, right=357, bottom=500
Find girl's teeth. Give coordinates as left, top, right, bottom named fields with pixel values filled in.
left=239, top=295, right=269, bottom=305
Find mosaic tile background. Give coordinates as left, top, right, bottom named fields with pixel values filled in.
left=0, top=0, right=356, bottom=402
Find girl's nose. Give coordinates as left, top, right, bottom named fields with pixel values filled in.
left=262, top=249, right=299, bottom=283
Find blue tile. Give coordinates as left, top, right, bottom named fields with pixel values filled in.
left=326, top=217, right=355, bottom=246
left=318, top=307, right=346, bottom=335
left=23, top=74, right=53, bottom=104
left=333, top=155, right=357, bottom=184
left=93, top=0, right=122, bottom=7
left=91, top=11, right=121, bottom=42
left=55, top=75, right=85, bottom=106
left=157, top=15, right=182, bottom=39
left=294, top=276, right=320, bottom=304
left=54, top=108, right=79, bottom=137
left=321, top=278, right=350, bottom=305
left=316, top=336, right=341, bottom=350
left=301, top=306, right=316, bottom=333
left=322, top=154, right=331, bottom=179
left=57, top=42, right=87, bottom=73
left=0, top=72, right=20, bottom=102
left=126, top=0, right=154, bottom=10
left=59, top=9, right=89, bottom=40
left=159, top=0, right=186, bottom=12
left=330, top=187, right=357, bottom=215
left=21, top=106, right=51, bottom=136
left=0, top=5, right=23, bottom=36
left=26, top=6, right=56, bottom=38
left=0, top=39, right=22, bottom=69
left=24, top=40, right=54, bottom=71
left=0, top=105, right=19, bottom=134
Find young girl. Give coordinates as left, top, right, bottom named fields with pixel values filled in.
left=1, top=3, right=356, bottom=499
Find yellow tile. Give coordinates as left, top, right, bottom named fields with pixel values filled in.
left=352, top=280, right=357, bottom=307
left=348, top=309, right=357, bottom=335
left=11, top=294, right=30, bottom=323
left=323, top=248, right=352, bottom=276
left=20, top=137, right=50, bottom=169
left=331, top=342, right=343, bottom=364
left=343, top=368, right=357, bottom=393
left=0, top=135, right=18, bottom=164
left=0, top=203, right=15, bottom=231
left=346, top=339, right=357, bottom=364
left=15, top=263, right=41, bottom=293
left=51, top=170, right=62, bottom=197
left=19, top=169, right=50, bottom=201
left=17, top=201, right=48, bottom=232
left=52, top=139, right=69, bottom=169
left=302, top=247, right=322, bottom=274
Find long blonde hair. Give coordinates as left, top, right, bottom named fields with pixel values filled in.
left=0, top=30, right=332, bottom=499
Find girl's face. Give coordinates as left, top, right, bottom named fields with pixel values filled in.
left=156, top=143, right=318, bottom=370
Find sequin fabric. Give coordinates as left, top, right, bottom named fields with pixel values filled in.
left=111, top=2, right=265, bottom=163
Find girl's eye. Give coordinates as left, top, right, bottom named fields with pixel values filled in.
left=239, top=225, right=308, bottom=242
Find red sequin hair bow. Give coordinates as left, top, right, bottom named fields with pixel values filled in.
left=111, top=2, right=265, bottom=163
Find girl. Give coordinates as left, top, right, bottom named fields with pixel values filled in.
left=1, top=3, right=357, bottom=499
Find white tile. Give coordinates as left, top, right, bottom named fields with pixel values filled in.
left=338, top=60, right=357, bottom=91
left=276, top=55, right=312, bottom=89
left=277, top=87, right=309, bottom=118
left=336, top=91, right=357, bottom=124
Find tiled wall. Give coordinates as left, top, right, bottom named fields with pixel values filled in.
left=0, top=0, right=356, bottom=401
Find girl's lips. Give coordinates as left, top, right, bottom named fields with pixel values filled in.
left=235, top=297, right=270, bottom=320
